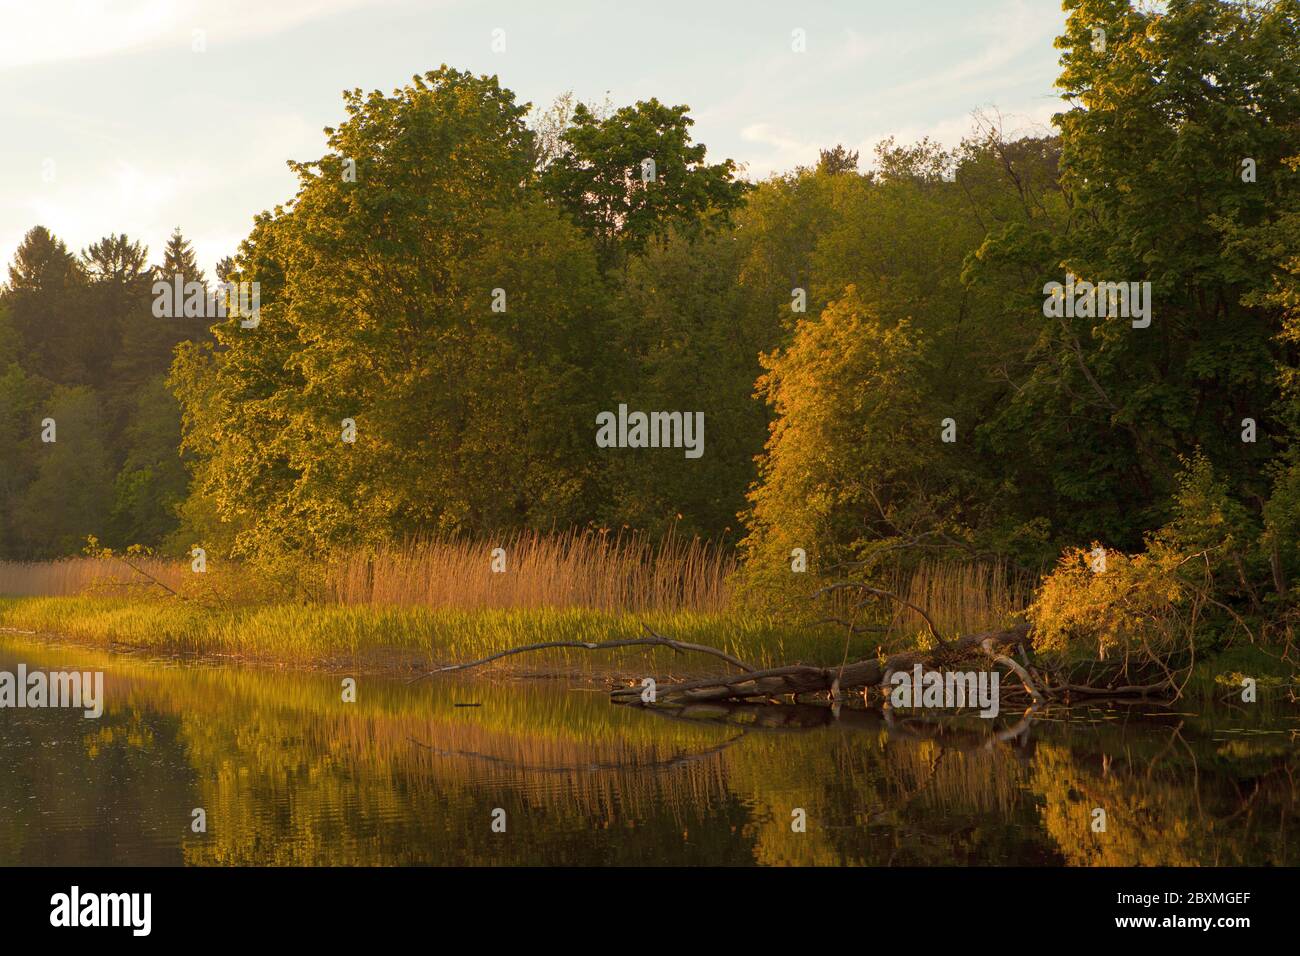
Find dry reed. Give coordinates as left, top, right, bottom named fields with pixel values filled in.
left=0, top=529, right=736, bottom=614
left=885, top=558, right=1032, bottom=642
left=0, top=543, right=1029, bottom=645
left=328, top=529, right=734, bottom=613
left=0, top=556, right=189, bottom=598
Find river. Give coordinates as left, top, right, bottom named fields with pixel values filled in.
left=0, top=633, right=1295, bottom=866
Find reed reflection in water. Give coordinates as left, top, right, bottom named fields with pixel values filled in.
left=0, top=635, right=1294, bottom=866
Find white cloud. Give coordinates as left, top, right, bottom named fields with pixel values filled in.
left=0, top=0, right=388, bottom=71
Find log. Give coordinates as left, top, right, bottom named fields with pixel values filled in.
left=410, top=611, right=1170, bottom=709
left=611, top=623, right=1033, bottom=705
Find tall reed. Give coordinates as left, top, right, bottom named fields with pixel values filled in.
left=0, top=556, right=189, bottom=598
left=329, top=528, right=734, bottom=613
left=886, top=558, right=1033, bottom=641
left=0, top=544, right=1029, bottom=642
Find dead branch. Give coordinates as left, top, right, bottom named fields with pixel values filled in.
left=980, top=635, right=1044, bottom=705
left=812, top=581, right=950, bottom=649
left=409, top=622, right=755, bottom=683
left=99, top=555, right=184, bottom=600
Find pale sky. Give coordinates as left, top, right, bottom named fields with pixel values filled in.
left=0, top=0, right=1068, bottom=278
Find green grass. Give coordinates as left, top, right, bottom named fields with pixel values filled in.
left=0, top=595, right=858, bottom=676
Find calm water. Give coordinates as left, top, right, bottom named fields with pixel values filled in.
left=0, top=633, right=1296, bottom=866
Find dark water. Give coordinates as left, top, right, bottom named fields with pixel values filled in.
left=0, top=633, right=1296, bottom=866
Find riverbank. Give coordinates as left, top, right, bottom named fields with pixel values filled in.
left=0, top=594, right=1290, bottom=701
left=0, top=595, right=855, bottom=680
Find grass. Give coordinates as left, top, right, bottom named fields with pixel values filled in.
left=0, top=595, right=859, bottom=676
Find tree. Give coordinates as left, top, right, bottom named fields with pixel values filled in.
left=740, top=286, right=934, bottom=599
left=601, top=227, right=761, bottom=537
left=969, top=0, right=1300, bottom=554
left=816, top=145, right=859, bottom=175
left=736, top=132, right=1068, bottom=580
left=0, top=343, right=48, bottom=558
left=107, top=230, right=206, bottom=428
left=13, top=386, right=114, bottom=558
left=171, top=67, right=611, bottom=558
left=541, top=98, right=749, bottom=267
left=80, top=234, right=154, bottom=402
left=160, top=227, right=206, bottom=286
left=106, top=375, right=188, bottom=549
left=82, top=233, right=150, bottom=283
left=3, top=226, right=88, bottom=384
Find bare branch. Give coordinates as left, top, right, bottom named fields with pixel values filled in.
left=409, top=622, right=755, bottom=683
left=813, top=581, right=950, bottom=649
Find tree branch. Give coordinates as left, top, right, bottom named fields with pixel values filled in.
left=409, top=622, right=755, bottom=683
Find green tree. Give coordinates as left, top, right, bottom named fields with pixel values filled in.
left=79, top=234, right=158, bottom=421
left=601, top=227, right=762, bottom=537
left=4, top=226, right=88, bottom=385
left=740, top=287, right=933, bottom=599
left=816, top=144, right=860, bottom=175
left=542, top=98, right=749, bottom=268
left=975, top=0, right=1300, bottom=551
left=13, top=386, right=114, bottom=558
left=171, top=67, right=610, bottom=558
left=0, top=346, right=48, bottom=558
left=106, top=375, right=189, bottom=550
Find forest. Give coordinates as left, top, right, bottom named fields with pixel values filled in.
left=2, top=0, right=1299, bottom=691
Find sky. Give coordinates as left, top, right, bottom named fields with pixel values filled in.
left=0, top=0, right=1070, bottom=278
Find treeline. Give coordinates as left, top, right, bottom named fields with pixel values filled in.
left=3, top=0, right=1299, bottom=635
left=0, top=228, right=211, bottom=558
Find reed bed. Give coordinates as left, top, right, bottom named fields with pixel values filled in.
left=0, top=541, right=1029, bottom=673
left=329, top=529, right=734, bottom=613
left=0, top=556, right=190, bottom=598
left=0, top=530, right=735, bottom=613
left=885, top=558, right=1033, bottom=643
left=0, top=543, right=1027, bottom=634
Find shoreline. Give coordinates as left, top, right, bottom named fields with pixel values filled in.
left=0, top=594, right=835, bottom=684
left=1, top=596, right=1289, bottom=705
left=0, top=623, right=627, bottom=684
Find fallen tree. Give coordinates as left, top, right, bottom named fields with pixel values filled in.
left=608, top=623, right=1034, bottom=705
left=412, top=582, right=1186, bottom=707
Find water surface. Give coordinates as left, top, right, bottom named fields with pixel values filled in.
left=0, top=634, right=1295, bottom=866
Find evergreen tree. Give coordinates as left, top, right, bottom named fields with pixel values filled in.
left=4, top=226, right=87, bottom=384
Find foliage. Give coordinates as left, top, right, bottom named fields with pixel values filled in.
left=541, top=97, right=749, bottom=267
left=170, top=68, right=612, bottom=558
